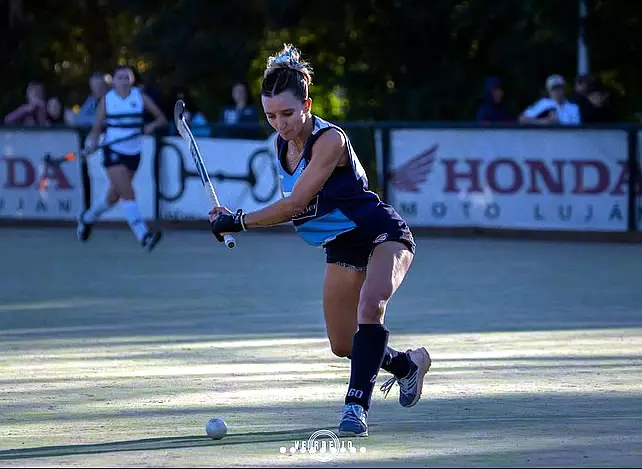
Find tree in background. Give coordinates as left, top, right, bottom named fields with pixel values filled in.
left=3, top=0, right=641, bottom=122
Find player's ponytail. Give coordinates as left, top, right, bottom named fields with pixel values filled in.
left=262, top=44, right=313, bottom=102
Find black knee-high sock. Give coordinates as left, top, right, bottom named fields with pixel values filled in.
left=345, top=324, right=389, bottom=411
left=347, top=347, right=411, bottom=379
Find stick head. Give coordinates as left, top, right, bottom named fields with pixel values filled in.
left=174, top=100, right=186, bottom=126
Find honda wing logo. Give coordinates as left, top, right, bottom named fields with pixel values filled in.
left=388, top=144, right=437, bottom=192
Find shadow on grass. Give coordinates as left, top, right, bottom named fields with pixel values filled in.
left=0, top=427, right=331, bottom=461
left=1, top=394, right=641, bottom=465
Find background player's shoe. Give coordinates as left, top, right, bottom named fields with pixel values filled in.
left=142, top=232, right=162, bottom=252
left=380, top=347, right=431, bottom=408
left=338, top=403, right=368, bottom=437
left=76, top=211, right=92, bottom=242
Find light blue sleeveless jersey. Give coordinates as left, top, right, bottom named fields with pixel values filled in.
left=276, top=116, right=387, bottom=247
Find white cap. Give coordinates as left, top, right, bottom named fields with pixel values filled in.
left=546, top=74, right=565, bottom=90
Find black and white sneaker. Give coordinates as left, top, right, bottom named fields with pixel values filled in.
left=380, top=347, right=431, bottom=408
left=141, top=231, right=162, bottom=252
left=76, top=211, right=92, bottom=242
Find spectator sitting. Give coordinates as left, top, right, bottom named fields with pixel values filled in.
left=71, top=72, right=110, bottom=127
left=166, top=89, right=211, bottom=137
left=476, top=76, right=514, bottom=123
left=46, top=97, right=66, bottom=125
left=4, top=81, right=49, bottom=126
left=569, top=74, right=593, bottom=119
left=583, top=80, right=617, bottom=123
left=190, top=109, right=211, bottom=137
left=519, top=74, right=581, bottom=126
left=220, top=81, right=258, bottom=125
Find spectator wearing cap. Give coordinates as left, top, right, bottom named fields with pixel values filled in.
left=519, top=74, right=581, bottom=126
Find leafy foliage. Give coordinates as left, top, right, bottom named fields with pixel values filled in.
left=3, top=0, right=642, bottom=121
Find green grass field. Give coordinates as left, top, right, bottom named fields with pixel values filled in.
left=1, top=228, right=641, bottom=467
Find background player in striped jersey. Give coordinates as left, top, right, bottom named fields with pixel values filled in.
left=77, top=65, right=166, bottom=251
left=209, top=45, right=431, bottom=437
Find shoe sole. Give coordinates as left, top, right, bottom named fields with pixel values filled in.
left=145, top=233, right=163, bottom=252
left=403, top=347, right=431, bottom=408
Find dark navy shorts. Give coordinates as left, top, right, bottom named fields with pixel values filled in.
left=103, top=147, right=141, bottom=172
left=324, top=205, right=416, bottom=272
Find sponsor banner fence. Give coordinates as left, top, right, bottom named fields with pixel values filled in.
left=157, top=133, right=280, bottom=220
left=0, top=128, right=83, bottom=220
left=387, top=128, right=637, bottom=232
left=3, top=126, right=641, bottom=234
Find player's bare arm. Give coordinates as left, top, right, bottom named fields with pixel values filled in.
left=245, top=129, right=345, bottom=227
left=87, top=98, right=106, bottom=150
left=142, top=94, right=167, bottom=134
left=209, top=129, right=346, bottom=228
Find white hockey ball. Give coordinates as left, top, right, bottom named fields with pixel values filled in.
left=205, top=417, right=228, bottom=439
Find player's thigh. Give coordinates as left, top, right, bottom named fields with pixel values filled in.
left=106, top=165, right=134, bottom=197
left=323, top=263, right=365, bottom=357
left=122, top=156, right=141, bottom=195
left=358, top=241, right=414, bottom=323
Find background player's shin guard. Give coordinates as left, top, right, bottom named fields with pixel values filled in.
left=345, top=323, right=389, bottom=411
left=83, top=194, right=113, bottom=224
left=122, top=199, right=149, bottom=242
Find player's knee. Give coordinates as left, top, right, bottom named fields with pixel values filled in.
left=357, top=288, right=391, bottom=323
left=119, top=186, right=135, bottom=201
left=329, top=341, right=352, bottom=358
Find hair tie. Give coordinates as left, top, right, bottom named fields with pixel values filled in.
left=272, top=48, right=298, bottom=68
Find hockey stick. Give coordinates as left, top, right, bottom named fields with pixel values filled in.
left=174, top=100, right=236, bottom=249
left=79, top=132, right=145, bottom=158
